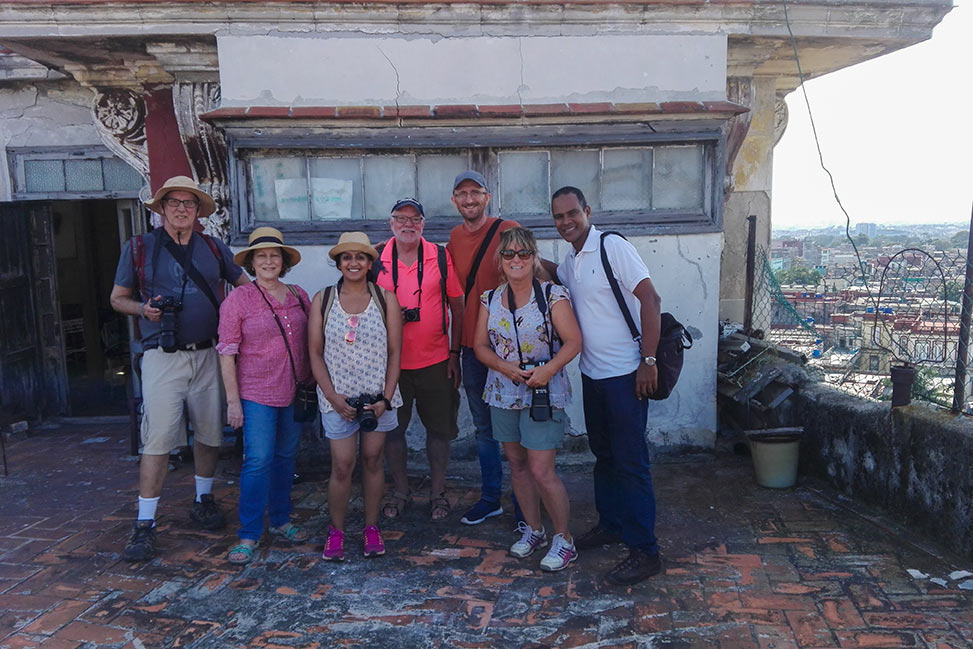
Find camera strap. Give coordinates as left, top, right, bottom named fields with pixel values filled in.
left=162, top=233, right=221, bottom=313
left=464, top=218, right=503, bottom=299
left=391, top=239, right=423, bottom=315
left=505, top=278, right=555, bottom=366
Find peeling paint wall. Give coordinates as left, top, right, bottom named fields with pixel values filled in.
left=218, top=34, right=727, bottom=106
left=800, top=384, right=973, bottom=559
left=0, top=81, right=102, bottom=201
left=267, top=230, right=720, bottom=452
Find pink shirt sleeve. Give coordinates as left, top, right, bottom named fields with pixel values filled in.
left=217, top=288, right=245, bottom=355
left=445, top=249, right=463, bottom=298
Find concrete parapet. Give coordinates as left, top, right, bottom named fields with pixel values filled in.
left=799, top=382, right=973, bottom=559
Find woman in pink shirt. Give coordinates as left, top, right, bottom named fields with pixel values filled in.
left=217, top=227, right=311, bottom=564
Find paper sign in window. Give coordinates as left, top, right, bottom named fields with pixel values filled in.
left=311, top=178, right=354, bottom=220
left=274, top=178, right=310, bottom=220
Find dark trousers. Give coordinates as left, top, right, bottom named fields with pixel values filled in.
left=582, top=371, right=659, bottom=555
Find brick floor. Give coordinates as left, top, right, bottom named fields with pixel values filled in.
left=1, top=424, right=970, bottom=648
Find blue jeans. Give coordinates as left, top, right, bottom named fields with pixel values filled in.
left=238, top=399, right=302, bottom=541
left=581, top=371, right=659, bottom=555
left=462, top=347, right=502, bottom=503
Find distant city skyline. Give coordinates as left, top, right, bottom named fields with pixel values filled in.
left=772, top=1, right=971, bottom=229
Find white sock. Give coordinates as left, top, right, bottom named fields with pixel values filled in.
left=137, top=496, right=159, bottom=523
left=195, top=475, right=215, bottom=502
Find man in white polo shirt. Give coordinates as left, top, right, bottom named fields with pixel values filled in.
left=551, top=185, right=664, bottom=586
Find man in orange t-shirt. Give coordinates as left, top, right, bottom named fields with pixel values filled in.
left=447, top=170, right=524, bottom=525
left=377, top=198, right=464, bottom=522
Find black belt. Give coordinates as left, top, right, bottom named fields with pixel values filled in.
left=144, top=339, right=215, bottom=352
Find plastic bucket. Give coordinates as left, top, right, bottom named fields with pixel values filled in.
left=746, top=428, right=802, bottom=488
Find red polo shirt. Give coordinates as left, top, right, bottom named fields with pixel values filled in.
left=376, top=236, right=463, bottom=370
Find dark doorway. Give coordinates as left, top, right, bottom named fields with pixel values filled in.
left=52, top=200, right=132, bottom=416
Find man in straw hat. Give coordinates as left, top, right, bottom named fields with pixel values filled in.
left=110, top=175, right=248, bottom=562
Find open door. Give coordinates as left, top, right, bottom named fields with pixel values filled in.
left=0, top=202, right=66, bottom=424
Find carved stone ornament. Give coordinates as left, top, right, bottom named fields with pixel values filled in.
left=173, top=81, right=230, bottom=241
left=774, top=95, right=789, bottom=146
left=724, top=77, right=755, bottom=193
left=91, top=88, right=158, bottom=227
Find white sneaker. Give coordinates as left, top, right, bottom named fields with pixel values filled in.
left=509, top=521, right=547, bottom=558
left=540, top=533, right=578, bottom=572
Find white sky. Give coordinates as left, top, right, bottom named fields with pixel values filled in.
left=772, top=1, right=972, bottom=229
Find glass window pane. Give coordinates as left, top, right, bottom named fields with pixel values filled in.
left=309, top=157, right=361, bottom=220
left=364, top=155, right=415, bottom=219
left=25, top=160, right=65, bottom=193
left=417, top=154, right=467, bottom=219
left=602, top=149, right=652, bottom=211
left=499, top=151, right=549, bottom=215
left=103, top=158, right=143, bottom=191
left=653, top=145, right=703, bottom=210
left=551, top=150, right=600, bottom=211
left=64, top=159, right=104, bottom=192
left=251, top=157, right=308, bottom=221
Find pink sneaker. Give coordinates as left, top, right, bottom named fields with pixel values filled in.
left=362, top=525, right=386, bottom=557
left=322, top=525, right=345, bottom=561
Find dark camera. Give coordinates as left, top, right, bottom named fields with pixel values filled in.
left=520, top=361, right=552, bottom=422
left=401, top=307, right=421, bottom=323
left=345, top=393, right=384, bottom=432
left=149, top=296, right=183, bottom=353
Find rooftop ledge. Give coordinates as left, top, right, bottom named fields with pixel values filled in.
left=201, top=101, right=749, bottom=122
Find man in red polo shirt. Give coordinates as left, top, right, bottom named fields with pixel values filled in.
left=376, top=198, right=464, bottom=521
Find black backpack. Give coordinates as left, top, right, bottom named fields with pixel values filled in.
left=599, top=231, right=692, bottom=400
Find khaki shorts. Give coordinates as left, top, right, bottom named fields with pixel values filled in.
left=393, top=360, right=460, bottom=441
left=140, top=347, right=224, bottom=455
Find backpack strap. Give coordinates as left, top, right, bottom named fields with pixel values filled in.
left=437, top=244, right=448, bottom=335
left=532, top=278, right=556, bottom=359
left=131, top=234, right=146, bottom=299
left=322, top=280, right=387, bottom=332
left=599, top=231, right=641, bottom=344
left=464, top=218, right=504, bottom=299
left=285, top=284, right=308, bottom=314
left=200, top=233, right=226, bottom=279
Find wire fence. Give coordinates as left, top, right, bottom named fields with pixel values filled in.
left=749, top=241, right=972, bottom=411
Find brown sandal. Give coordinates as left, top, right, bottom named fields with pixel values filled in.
left=382, top=490, right=410, bottom=519
left=430, top=492, right=451, bottom=521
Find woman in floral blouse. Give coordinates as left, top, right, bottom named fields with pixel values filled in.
left=473, top=227, right=582, bottom=572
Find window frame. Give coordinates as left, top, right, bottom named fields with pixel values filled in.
left=226, top=123, right=726, bottom=245
left=8, top=146, right=144, bottom=201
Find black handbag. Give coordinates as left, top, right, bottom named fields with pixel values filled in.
left=599, top=231, right=693, bottom=400
left=256, top=284, right=318, bottom=422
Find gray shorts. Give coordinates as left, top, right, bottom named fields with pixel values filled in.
left=322, top=407, right=398, bottom=440
left=490, top=406, right=566, bottom=451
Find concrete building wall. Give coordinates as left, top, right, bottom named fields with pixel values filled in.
left=218, top=34, right=727, bottom=106
left=0, top=81, right=102, bottom=201
left=248, top=230, right=720, bottom=452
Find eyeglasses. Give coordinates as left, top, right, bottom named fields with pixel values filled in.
left=453, top=190, right=488, bottom=200
left=345, top=315, right=359, bottom=344
left=499, top=249, right=535, bottom=261
left=164, top=198, right=199, bottom=210
left=392, top=214, right=424, bottom=225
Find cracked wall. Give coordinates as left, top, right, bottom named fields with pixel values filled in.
left=217, top=34, right=727, bottom=107
left=270, top=232, right=720, bottom=451
left=0, top=80, right=102, bottom=200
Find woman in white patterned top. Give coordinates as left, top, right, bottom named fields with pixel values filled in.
left=309, top=232, right=403, bottom=562
left=474, top=227, right=583, bottom=572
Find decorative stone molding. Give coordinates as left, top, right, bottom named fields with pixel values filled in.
left=774, top=94, right=789, bottom=146
left=173, top=81, right=230, bottom=241
left=724, top=76, right=755, bottom=193
left=92, top=87, right=149, bottom=180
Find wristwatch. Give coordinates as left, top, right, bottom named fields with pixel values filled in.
left=642, top=355, right=657, bottom=367
left=381, top=397, right=393, bottom=410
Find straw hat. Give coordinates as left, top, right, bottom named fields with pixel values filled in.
left=233, top=227, right=302, bottom=266
left=329, top=231, right=378, bottom=261
left=144, top=176, right=217, bottom=218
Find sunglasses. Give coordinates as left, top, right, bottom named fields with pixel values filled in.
left=499, top=249, right=535, bottom=261
left=345, top=315, right=359, bottom=344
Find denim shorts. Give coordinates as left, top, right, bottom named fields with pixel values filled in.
left=323, top=407, right=398, bottom=440
left=490, top=406, right=565, bottom=451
